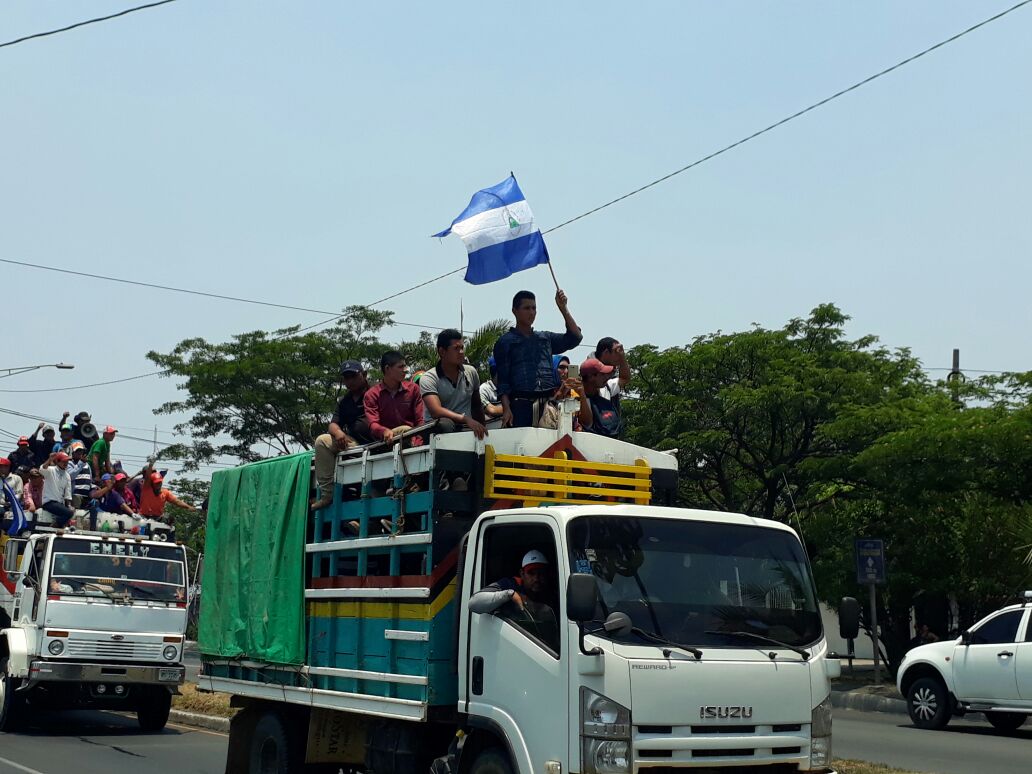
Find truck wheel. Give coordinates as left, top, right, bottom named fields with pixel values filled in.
left=907, top=676, right=950, bottom=730
left=248, top=711, right=296, bottom=774
left=469, top=748, right=514, bottom=774
left=984, top=711, right=1027, bottom=732
left=0, top=658, right=26, bottom=732
left=137, top=688, right=173, bottom=732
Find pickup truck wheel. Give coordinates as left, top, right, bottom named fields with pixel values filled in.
left=248, top=711, right=295, bottom=774
left=907, top=676, right=950, bottom=730
left=137, top=688, right=172, bottom=732
left=469, top=748, right=514, bottom=774
left=984, top=711, right=1027, bottom=732
left=0, top=658, right=25, bottom=732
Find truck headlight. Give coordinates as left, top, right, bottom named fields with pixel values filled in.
left=810, top=695, right=833, bottom=769
left=581, top=688, right=631, bottom=774
left=162, top=645, right=179, bottom=661
left=48, top=639, right=65, bottom=656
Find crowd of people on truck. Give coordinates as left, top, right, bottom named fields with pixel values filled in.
left=311, top=288, right=630, bottom=510
left=1, top=410, right=194, bottom=531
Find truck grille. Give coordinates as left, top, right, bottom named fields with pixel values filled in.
left=65, top=640, right=164, bottom=661
left=634, top=723, right=808, bottom=768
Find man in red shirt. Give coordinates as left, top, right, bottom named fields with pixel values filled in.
left=138, top=473, right=195, bottom=521
left=363, top=351, right=425, bottom=446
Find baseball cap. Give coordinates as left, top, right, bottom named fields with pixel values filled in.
left=104, top=425, right=118, bottom=434
left=70, top=441, right=86, bottom=453
left=101, top=473, right=114, bottom=481
left=521, top=549, right=549, bottom=569
left=150, top=472, right=164, bottom=484
left=580, top=358, right=616, bottom=379
left=114, top=472, right=128, bottom=481
left=60, top=423, right=74, bottom=433
left=339, top=359, right=363, bottom=375
left=54, top=452, right=70, bottom=463
left=17, top=436, right=29, bottom=447
left=41, top=424, right=55, bottom=434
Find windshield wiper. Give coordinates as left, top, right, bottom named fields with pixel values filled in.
left=632, top=627, right=703, bottom=660
left=705, top=630, right=810, bottom=660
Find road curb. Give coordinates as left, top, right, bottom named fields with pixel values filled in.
left=831, top=689, right=906, bottom=715
left=170, top=708, right=230, bottom=733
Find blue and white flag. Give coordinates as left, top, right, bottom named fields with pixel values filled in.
left=434, top=175, right=550, bottom=285
left=3, top=479, right=27, bottom=536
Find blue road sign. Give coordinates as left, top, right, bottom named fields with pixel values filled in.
left=855, top=538, right=886, bottom=585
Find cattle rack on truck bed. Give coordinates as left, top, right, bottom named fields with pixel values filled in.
left=196, top=426, right=678, bottom=721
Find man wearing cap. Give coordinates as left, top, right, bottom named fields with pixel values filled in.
left=8, top=437, right=34, bottom=471
left=89, top=425, right=117, bottom=479
left=54, top=423, right=76, bottom=455
left=92, top=473, right=136, bottom=517
left=67, top=443, right=94, bottom=508
left=310, top=360, right=373, bottom=511
left=469, top=549, right=559, bottom=648
left=139, top=472, right=194, bottom=520
left=28, top=422, right=58, bottom=467
left=39, top=452, right=75, bottom=527
left=580, top=358, right=624, bottom=438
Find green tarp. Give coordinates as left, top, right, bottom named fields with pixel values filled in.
left=198, top=452, right=311, bottom=665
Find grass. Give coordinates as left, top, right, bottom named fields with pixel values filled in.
left=172, top=683, right=237, bottom=718
left=835, top=760, right=925, bottom=774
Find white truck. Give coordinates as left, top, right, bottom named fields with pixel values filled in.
left=897, top=591, right=1032, bottom=732
left=0, top=529, right=190, bottom=732
left=198, top=419, right=854, bottom=773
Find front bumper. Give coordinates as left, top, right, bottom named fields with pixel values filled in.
left=27, top=660, right=185, bottom=688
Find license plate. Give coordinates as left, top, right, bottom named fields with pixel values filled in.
left=158, top=668, right=183, bottom=682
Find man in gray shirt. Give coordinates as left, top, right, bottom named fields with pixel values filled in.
left=419, top=329, right=488, bottom=439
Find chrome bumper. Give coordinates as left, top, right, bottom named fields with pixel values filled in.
left=28, top=660, right=185, bottom=687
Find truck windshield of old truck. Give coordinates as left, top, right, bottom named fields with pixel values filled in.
left=568, top=516, right=821, bottom=649
left=49, top=538, right=186, bottom=603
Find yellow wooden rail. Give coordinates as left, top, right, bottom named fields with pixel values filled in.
left=484, top=445, right=652, bottom=506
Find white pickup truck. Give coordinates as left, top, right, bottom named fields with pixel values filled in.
left=897, top=591, right=1032, bottom=731
left=0, top=530, right=189, bottom=732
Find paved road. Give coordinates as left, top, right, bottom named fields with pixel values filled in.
left=0, top=710, right=227, bottom=774
left=834, top=707, right=1031, bottom=774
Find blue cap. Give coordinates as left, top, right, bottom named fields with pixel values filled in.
left=101, top=473, right=114, bottom=481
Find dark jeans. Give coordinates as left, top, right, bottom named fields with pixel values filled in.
left=43, top=501, right=75, bottom=527
left=509, top=397, right=547, bottom=428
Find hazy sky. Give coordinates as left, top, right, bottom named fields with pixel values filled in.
left=2, top=1, right=1029, bottom=476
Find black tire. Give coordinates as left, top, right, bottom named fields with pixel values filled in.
left=907, top=676, right=951, bottom=730
left=248, top=711, right=296, bottom=774
left=469, top=748, right=514, bottom=774
left=985, top=711, right=1027, bottom=732
left=0, top=657, right=26, bottom=732
left=137, top=688, right=172, bottom=732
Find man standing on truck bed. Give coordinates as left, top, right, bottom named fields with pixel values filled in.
left=492, top=289, right=582, bottom=428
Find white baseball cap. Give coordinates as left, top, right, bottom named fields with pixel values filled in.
left=521, top=550, right=549, bottom=569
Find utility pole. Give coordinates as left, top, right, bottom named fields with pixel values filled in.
left=947, top=348, right=962, bottom=405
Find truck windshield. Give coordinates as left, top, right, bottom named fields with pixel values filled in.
left=49, top=538, right=187, bottom=603
left=568, top=516, right=822, bottom=649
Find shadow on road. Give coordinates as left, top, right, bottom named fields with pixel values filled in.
left=12, top=709, right=189, bottom=738
left=890, top=720, right=1032, bottom=741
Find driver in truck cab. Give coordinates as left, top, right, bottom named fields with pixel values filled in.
left=469, top=550, right=559, bottom=649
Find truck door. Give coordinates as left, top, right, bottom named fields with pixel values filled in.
left=953, top=609, right=1023, bottom=703
left=466, top=515, right=567, bottom=773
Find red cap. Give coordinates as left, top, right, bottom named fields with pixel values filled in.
left=17, top=436, right=29, bottom=446
left=580, top=358, right=616, bottom=379
left=104, top=425, right=118, bottom=434
left=114, top=472, right=128, bottom=481
left=54, top=452, right=70, bottom=463
left=150, top=472, right=164, bottom=484
left=0, top=457, right=10, bottom=466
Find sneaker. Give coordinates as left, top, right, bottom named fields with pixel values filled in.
left=347, top=520, right=361, bottom=535
left=450, top=477, right=468, bottom=492
left=310, top=493, right=334, bottom=511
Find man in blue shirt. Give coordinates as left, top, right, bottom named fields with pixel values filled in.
left=492, top=289, right=582, bottom=428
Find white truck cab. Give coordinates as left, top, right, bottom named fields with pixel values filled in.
left=897, top=591, right=1032, bottom=732
left=0, top=530, right=189, bottom=732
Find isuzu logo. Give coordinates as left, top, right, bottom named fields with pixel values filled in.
left=111, top=635, right=125, bottom=641
left=700, top=705, right=753, bottom=719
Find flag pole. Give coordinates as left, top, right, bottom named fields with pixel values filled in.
left=545, top=259, right=560, bottom=291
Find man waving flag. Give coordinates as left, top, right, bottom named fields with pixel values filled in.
left=434, top=175, right=550, bottom=285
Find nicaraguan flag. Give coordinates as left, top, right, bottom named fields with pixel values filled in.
left=433, top=175, right=549, bottom=285
left=3, top=479, right=27, bottom=536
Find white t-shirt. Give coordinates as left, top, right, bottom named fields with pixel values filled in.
left=479, top=379, right=500, bottom=406
left=40, top=465, right=72, bottom=504
left=599, top=376, right=621, bottom=402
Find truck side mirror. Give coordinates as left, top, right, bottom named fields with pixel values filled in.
left=566, top=573, right=598, bottom=623
left=3, top=538, right=27, bottom=573
left=839, top=596, right=860, bottom=640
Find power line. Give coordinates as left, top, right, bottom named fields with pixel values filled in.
left=0, top=370, right=165, bottom=394
left=0, top=0, right=179, bottom=50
